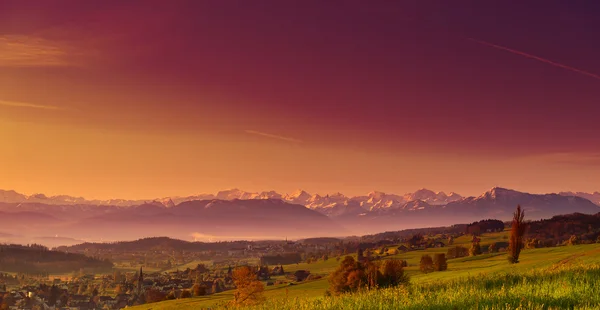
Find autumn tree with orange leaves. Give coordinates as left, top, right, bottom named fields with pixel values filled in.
left=231, top=266, right=265, bottom=306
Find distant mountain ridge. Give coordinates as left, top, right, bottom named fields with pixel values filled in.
left=0, top=188, right=463, bottom=209
left=559, top=191, right=600, bottom=205
left=1, top=187, right=599, bottom=245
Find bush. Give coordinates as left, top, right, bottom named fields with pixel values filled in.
left=420, top=255, right=434, bottom=273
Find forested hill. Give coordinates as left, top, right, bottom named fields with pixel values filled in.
left=0, top=244, right=113, bottom=274
left=56, top=237, right=262, bottom=253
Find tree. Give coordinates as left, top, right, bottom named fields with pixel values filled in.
left=180, top=290, right=192, bottom=298
left=357, top=248, right=364, bottom=262
left=408, top=234, right=423, bottom=247
left=526, top=238, right=539, bottom=249
left=77, top=283, right=88, bottom=295
left=49, top=285, right=60, bottom=306
left=568, top=235, right=579, bottom=246
left=378, top=259, right=409, bottom=287
left=447, top=246, right=468, bottom=259
left=113, top=270, right=123, bottom=283
left=469, top=242, right=481, bottom=256
left=433, top=253, right=447, bottom=271
left=419, top=255, right=434, bottom=273
left=488, top=242, right=498, bottom=253
left=508, top=205, right=527, bottom=264
left=195, top=264, right=208, bottom=273
left=165, top=290, right=176, bottom=300
left=328, top=256, right=362, bottom=294
left=192, top=284, right=206, bottom=296
left=447, top=236, right=454, bottom=245
left=231, top=266, right=265, bottom=306
left=212, top=279, right=225, bottom=293
left=1, top=293, right=14, bottom=310
left=115, top=284, right=126, bottom=295
left=145, top=288, right=166, bottom=303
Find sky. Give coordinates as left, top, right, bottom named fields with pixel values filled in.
left=1, top=1, right=600, bottom=199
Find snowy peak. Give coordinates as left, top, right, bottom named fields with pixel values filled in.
left=558, top=191, right=600, bottom=205
left=160, top=198, right=176, bottom=208
left=215, top=188, right=245, bottom=200
left=401, top=200, right=432, bottom=211
left=258, top=191, right=282, bottom=200
left=367, top=191, right=387, bottom=201
left=480, top=187, right=521, bottom=200
left=0, top=189, right=27, bottom=203
left=283, top=190, right=312, bottom=204
left=404, top=188, right=462, bottom=205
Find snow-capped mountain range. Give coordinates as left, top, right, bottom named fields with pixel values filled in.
left=1, top=187, right=599, bottom=244
left=2, top=187, right=598, bottom=220
left=0, top=188, right=462, bottom=211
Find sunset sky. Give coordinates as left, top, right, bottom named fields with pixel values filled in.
left=1, top=1, right=599, bottom=199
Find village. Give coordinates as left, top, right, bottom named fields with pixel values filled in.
left=1, top=230, right=476, bottom=310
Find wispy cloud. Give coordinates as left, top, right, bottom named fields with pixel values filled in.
left=468, top=38, right=600, bottom=81
left=0, top=100, right=64, bottom=110
left=0, top=35, right=71, bottom=67
left=245, top=130, right=303, bottom=143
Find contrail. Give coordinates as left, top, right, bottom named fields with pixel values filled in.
left=245, top=130, right=303, bottom=143
left=0, top=99, right=63, bottom=110
left=468, top=38, right=600, bottom=81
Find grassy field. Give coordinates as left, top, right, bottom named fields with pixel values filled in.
left=242, top=262, right=600, bottom=310
left=131, top=229, right=600, bottom=310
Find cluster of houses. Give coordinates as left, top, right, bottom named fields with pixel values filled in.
left=0, top=260, right=318, bottom=310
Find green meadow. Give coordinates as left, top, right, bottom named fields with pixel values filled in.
left=132, top=231, right=600, bottom=310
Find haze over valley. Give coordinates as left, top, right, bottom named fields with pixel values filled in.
left=1, top=187, right=598, bottom=246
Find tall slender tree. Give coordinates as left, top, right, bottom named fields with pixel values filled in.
left=508, top=205, right=527, bottom=264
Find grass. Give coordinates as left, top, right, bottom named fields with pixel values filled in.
left=131, top=232, right=600, bottom=310
left=241, top=263, right=600, bottom=310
